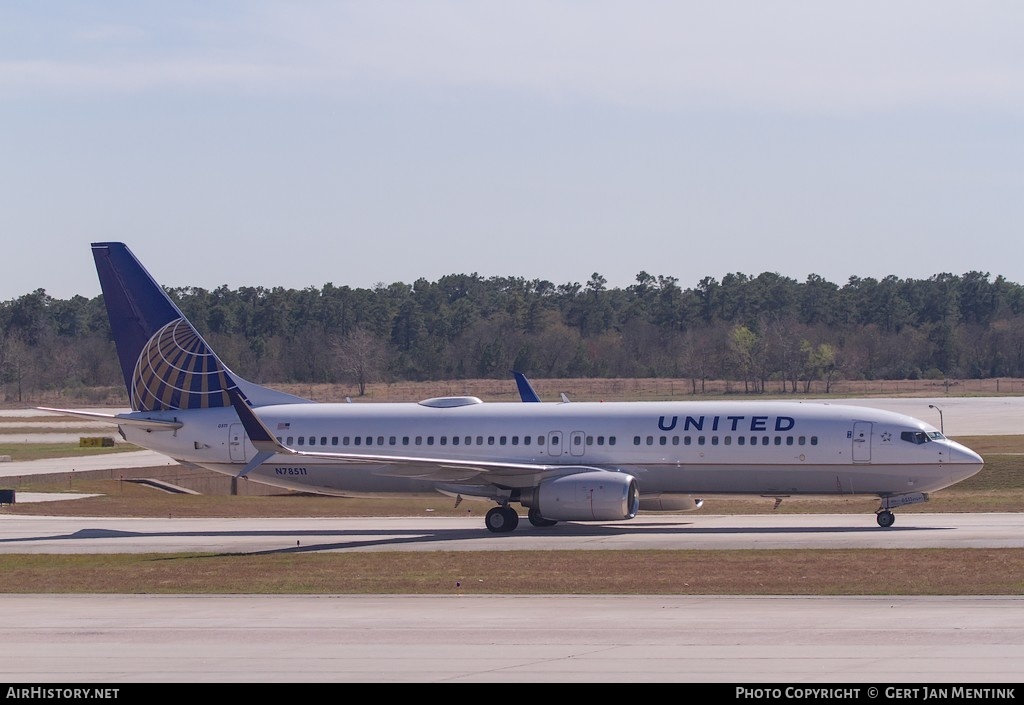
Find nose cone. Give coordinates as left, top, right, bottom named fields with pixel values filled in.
left=947, top=440, right=985, bottom=483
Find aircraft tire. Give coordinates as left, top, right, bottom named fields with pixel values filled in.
left=486, top=506, right=519, bottom=533
left=877, top=510, right=895, bottom=528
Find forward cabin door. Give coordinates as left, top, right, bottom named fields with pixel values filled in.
left=852, top=422, right=872, bottom=462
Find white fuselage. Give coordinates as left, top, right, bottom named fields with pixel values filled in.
left=118, top=398, right=984, bottom=501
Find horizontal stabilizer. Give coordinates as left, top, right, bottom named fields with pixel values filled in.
left=37, top=407, right=183, bottom=431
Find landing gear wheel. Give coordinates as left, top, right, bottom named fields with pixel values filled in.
left=485, top=506, right=519, bottom=533
left=876, top=510, right=895, bottom=528
left=528, top=507, right=558, bottom=528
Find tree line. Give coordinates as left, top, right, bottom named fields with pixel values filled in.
left=3, top=269, right=1024, bottom=402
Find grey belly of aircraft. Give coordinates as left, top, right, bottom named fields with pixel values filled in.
left=199, top=460, right=962, bottom=499
left=619, top=462, right=963, bottom=496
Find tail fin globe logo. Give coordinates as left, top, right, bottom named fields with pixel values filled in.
left=131, top=318, right=231, bottom=411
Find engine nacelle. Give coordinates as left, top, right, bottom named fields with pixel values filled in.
left=639, top=494, right=704, bottom=512
left=535, top=471, right=639, bottom=522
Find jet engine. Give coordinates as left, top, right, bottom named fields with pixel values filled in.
left=531, top=471, right=640, bottom=522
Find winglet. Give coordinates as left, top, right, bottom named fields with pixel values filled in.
left=513, top=370, right=542, bottom=402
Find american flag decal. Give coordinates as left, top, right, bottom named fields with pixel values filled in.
left=277, top=422, right=290, bottom=430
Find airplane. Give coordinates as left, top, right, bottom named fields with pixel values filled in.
left=41, top=242, right=985, bottom=533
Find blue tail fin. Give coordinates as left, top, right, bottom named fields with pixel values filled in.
left=92, top=242, right=307, bottom=411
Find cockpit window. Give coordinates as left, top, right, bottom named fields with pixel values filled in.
left=928, top=431, right=945, bottom=440
left=900, top=431, right=931, bottom=445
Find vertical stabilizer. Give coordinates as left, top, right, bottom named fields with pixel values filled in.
left=91, top=242, right=307, bottom=411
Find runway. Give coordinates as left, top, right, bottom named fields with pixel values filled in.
left=1, top=593, right=1022, bottom=683
left=1, top=513, right=1023, bottom=683
left=2, top=512, right=1024, bottom=554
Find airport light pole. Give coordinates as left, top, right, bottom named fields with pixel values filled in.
left=928, top=404, right=944, bottom=434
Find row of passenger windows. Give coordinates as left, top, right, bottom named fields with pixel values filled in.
left=274, top=432, right=817, bottom=448
left=634, top=435, right=818, bottom=446
left=277, top=434, right=619, bottom=447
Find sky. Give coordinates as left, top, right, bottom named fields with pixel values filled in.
left=2, top=1, right=1023, bottom=301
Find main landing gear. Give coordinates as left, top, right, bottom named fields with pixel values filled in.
left=485, top=505, right=560, bottom=533
left=485, top=505, right=519, bottom=533
left=876, top=510, right=895, bottom=528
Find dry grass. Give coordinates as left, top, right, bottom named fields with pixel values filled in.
left=0, top=549, right=1022, bottom=595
